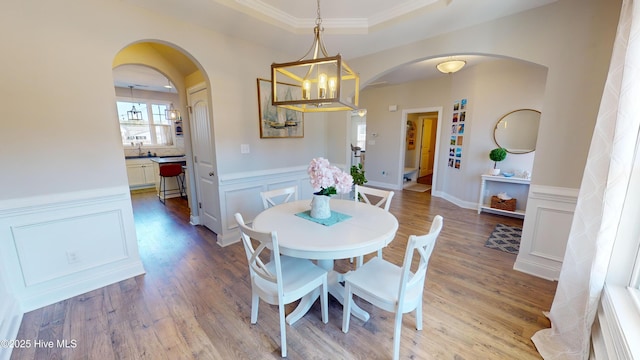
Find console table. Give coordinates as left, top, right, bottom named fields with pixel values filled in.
left=477, top=174, right=531, bottom=218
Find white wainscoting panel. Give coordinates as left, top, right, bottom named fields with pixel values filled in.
left=0, top=281, right=21, bottom=360
left=13, top=210, right=128, bottom=286
left=514, top=185, right=579, bottom=280
left=216, top=165, right=318, bottom=246
left=0, top=186, right=145, bottom=312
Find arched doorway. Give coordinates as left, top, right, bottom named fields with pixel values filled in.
left=112, top=41, right=222, bottom=235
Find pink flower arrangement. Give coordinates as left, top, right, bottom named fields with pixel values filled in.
left=308, top=157, right=353, bottom=196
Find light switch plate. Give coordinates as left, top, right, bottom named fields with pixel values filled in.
left=240, top=144, right=250, bottom=154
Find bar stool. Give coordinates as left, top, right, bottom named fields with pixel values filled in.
left=351, top=144, right=362, bottom=166
left=158, top=163, right=185, bottom=204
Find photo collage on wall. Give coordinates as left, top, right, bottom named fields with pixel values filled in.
left=448, top=98, right=467, bottom=170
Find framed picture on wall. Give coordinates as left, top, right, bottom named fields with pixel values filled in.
left=257, top=78, right=304, bottom=138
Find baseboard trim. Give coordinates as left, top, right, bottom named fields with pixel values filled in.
left=512, top=258, right=559, bottom=281
left=217, top=230, right=241, bottom=247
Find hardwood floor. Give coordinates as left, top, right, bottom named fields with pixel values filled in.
left=11, top=189, right=556, bottom=359
left=417, top=174, right=432, bottom=185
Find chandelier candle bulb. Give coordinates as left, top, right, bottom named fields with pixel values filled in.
left=318, top=73, right=327, bottom=98
left=303, top=80, right=311, bottom=100
left=328, top=77, right=337, bottom=98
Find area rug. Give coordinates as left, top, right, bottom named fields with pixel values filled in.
left=404, top=183, right=431, bottom=192
left=484, top=223, right=522, bottom=255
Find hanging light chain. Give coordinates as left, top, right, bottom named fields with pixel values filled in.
left=315, top=0, right=322, bottom=27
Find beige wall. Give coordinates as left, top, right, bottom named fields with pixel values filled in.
left=0, top=0, right=619, bottom=200
left=350, top=0, right=620, bottom=191
left=0, top=0, right=624, bottom=329
left=0, top=0, right=330, bottom=201
left=360, top=76, right=451, bottom=186
left=359, top=59, right=547, bottom=204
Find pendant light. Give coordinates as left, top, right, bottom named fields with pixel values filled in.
left=127, top=86, right=143, bottom=121
left=270, top=0, right=359, bottom=113
left=165, top=103, right=180, bottom=120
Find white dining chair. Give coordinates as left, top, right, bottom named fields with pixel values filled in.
left=353, top=185, right=395, bottom=267
left=260, top=185, right=298, bottom=209
left=234, top=213, right=328, bottom=358
left=342, top=215, right=443, bottom=360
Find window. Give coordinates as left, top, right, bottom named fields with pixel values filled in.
left=356, top=123, right=367, bottom=150
left=116, top=100, right=174, bottom=147
left=596, top=133, right=640, bottom=359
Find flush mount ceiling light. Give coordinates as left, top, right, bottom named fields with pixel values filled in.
left=436, top=60, right=466, bottom=74
left=270, top=0, right=359, bottom=113
left=165, top=103, right=180, bottom=121
left=127, top=86, right=143, bottom=121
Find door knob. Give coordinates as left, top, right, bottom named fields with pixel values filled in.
left=209, top=171, right=214, bottom=176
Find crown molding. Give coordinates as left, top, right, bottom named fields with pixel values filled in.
left=215, top=0, right=448, bottom=34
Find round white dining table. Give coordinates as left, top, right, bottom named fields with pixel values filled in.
left=252, top=199, right=399, bottom=325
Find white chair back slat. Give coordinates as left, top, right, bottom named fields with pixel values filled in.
left=352, top=185, right=395, bottom=266
left=354, top=185, right=394, bottom=211
left=260, top=186, right=299, bottom=209
left=342, top=215, right=443, bottom=360
left=234, top=212, right=328, bottom=357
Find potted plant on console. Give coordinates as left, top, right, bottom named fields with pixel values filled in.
left=489, top=147, right=507, bottom=176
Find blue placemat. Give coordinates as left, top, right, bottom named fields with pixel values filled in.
left=295, top=210, right=352, bottom=226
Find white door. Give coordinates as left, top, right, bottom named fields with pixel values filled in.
left=188, top=87, right=221, bottom=235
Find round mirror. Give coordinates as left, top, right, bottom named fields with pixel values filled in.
left=493, top=109, right=541, bottom=154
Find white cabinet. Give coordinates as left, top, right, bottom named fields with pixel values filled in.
left=126, top=158, right=158, bottom=189
left=477, top=174, right=530, bottom=218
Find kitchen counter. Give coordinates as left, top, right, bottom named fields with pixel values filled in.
left=125, top=154, right=185, bottom=159
left=150, top=156, right=186, bottom=164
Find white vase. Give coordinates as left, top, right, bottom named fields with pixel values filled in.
left=310, top=194, right=331, bottom=219
left=490, top=168, right=501, bottom=176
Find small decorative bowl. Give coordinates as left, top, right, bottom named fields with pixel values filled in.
left=502, top=172, right=514, bottom=177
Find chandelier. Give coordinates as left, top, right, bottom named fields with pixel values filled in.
left=127, top=86, right=143, bottom=121
left=270, top=0, right=359, bottom=113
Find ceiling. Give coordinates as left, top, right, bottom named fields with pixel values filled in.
left=116, top=0, right=557, bottom=91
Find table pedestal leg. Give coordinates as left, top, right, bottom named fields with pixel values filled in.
left=285, top=259, right=370, bottom=325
